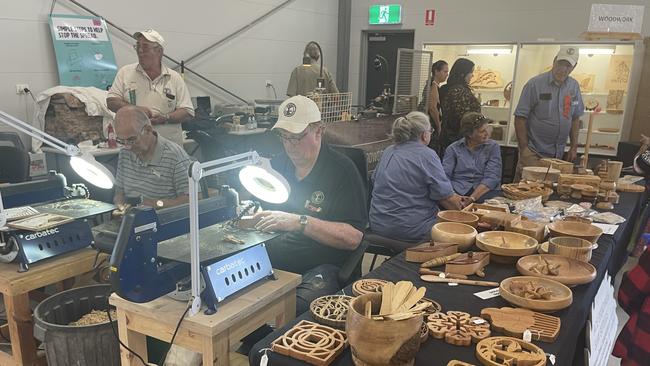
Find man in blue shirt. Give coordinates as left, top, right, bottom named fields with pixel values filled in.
left=514, top=46, right=584, bottom=181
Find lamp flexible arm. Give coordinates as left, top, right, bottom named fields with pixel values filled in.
left=375, top=54, right=390, bottom=88
left=187, top=151, right=261, bottom=316
left=305, top=41, right=324, bottom=79
left=0, top=110, right=79, bottom=156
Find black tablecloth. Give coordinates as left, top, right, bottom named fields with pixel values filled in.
left=250, top=191, right=644, bottom=366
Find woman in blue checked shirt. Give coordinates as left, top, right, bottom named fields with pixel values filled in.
left=443, top=112, right=502, bottom=204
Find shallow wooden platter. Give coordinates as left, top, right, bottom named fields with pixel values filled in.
left=476, top=231, right=538, bottom=257
left=516, top=254, right=596, bottom=286
left=499, top=276, right=573, bottom=313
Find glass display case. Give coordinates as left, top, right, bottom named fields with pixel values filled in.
left=422, top=43, right=518, bottom=145
left=423, top=41, right=639, bottom=156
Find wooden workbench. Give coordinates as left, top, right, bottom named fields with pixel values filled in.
left=0, top=248, right=104, bottom=366
left=110, top=269, right=301, bottom=366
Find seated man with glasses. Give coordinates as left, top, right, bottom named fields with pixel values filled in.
left=253, top=95, right=368, bottom=311
left=112, top=106, right=193, bottom=213
left=107, top=29, right=194, bottom=146
left=369, top=111, right=464, bottom=246
left=443, top=112, right=503, bottom=204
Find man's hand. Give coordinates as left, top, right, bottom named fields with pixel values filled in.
left=253, top=211, right=301, bottom=233
left=459, top=196, right=475, bottom=208
left=565, top=146, right=578, bottom=163
left=150, top=113, right=168, bottom=125
left=112, top=203, right=131, bottom=217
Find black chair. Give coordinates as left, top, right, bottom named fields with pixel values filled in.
left=0, top=132, right=29, bottom=183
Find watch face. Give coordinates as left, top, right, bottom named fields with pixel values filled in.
left=156, top=200, right=164, bottom=208
left=299, top=215, right=308, bottom=225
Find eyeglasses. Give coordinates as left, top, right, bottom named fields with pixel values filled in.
left=276, top=129, right=309, bottom=145
left=133, top=43, right=159, bottom=52
left=116, top=126, right=146, bottom=146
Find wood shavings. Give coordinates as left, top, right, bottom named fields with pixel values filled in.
left=69, top=309, right=115, bottom=326
left=223, top=234, right=245, bottom=244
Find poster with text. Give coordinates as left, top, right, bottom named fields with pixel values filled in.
left=48, top=14, right=117, bottom=90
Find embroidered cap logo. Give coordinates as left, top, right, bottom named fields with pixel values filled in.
left=284, top=103, right=297, bottom=117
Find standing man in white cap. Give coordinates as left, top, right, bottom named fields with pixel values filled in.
left=513, top=45, right=585, bottom=181
left=107, top=29, right=194, bottom=146
left=253, top=95, right=367, bottom=310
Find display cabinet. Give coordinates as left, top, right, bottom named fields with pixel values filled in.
left=423, top=41, right=641, bottom=156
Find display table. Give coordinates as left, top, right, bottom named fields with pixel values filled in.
left=0, top=248, right=104, bottom=366
left=110, top=269, right=301, bottom=366
left=250, top=191, right=644, bottom=366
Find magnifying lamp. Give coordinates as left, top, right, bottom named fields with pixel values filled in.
left=187, top=151, right=289, bottom=315
left=0, top=110, right=114, bottom=189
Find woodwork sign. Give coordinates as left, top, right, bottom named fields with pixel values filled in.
left=588, top=4, right=645, bottom=33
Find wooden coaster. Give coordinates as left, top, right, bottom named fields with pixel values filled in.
left=427, top=311, right=491, bottom=346
left=475, top=336, right=546, bottom=366
left=351, top=279, right=391, bottom=296
left=480, top=307, right=560, bottom=342
left=309, top=295, right=354, bottom=329
left=271, top=320, right=347, bottom=366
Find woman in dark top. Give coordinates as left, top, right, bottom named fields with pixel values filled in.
left=427, top=60, right=449, bottom=152
left=439, top=58, right=481, bottom=153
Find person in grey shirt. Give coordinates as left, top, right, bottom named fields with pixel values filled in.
left=513, top=46, right=584, bottom=181
left=287, top=42, right=339, bottom=96
left=112, top=105, right=192, bottom=212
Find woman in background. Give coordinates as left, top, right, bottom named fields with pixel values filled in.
left=443, top=112, right=502, bottom=204
left=439, top=58, right=480, bottom=153
left=427, top=60, right=449, bottom=152
left=370, top=111, right=463, bottom=245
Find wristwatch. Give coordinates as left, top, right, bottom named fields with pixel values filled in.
left=156, top=200, right=164, bottom=209
left=299, top=215, right=308, bottom=233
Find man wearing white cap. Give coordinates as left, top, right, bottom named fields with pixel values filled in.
left=513, top=46, right=585, bottom=181
left=253, top=95, right=367, bottom=305
left=107, top=29, right=194, bottom=146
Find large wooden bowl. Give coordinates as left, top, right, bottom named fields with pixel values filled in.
left=548, top=236, right=597, bottom=262
left=346, top=293, right=423, bottom=366
left=430, top=222, right=477, bottom=252
left=516, top=254, right=597, bottom=286
left=476, top=231, right=538, bottom=257
left=499, top=276, right=573, bottom=313
left=437, top=210, right=479, bottom=228
left=547, top=221, right=603, bottom=243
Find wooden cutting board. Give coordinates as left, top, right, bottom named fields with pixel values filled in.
left=7, top=213, right=74, bottom=231
left=480, top=307, right=560, bottom=342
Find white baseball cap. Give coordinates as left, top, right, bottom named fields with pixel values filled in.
left=556, top=46, right=579, bottom=67
left=133, top=29, right=165, bottom=47
left=272, top=96, right=321, bottom=134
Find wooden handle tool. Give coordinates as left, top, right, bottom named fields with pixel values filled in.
left=420, top=275, right=499, bottom=287
left=421, top=253, right=462, bottom=268
left=418, top=268, right=468, bottom=280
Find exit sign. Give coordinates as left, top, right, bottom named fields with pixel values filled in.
left=369, top=4, right=402, bottom=25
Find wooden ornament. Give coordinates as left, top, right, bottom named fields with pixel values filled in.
left=271, top=320, right=347, bottom=366
left=352, top=279, right=391, bottom=296
left=448, top=361, right=476, bottom=366
left=517, top=254, right=596, bottom=286
left=475, top=336, right=546, bottom=366
left=405, top=243, right=459, bottom=263
left=480, top=307, right=560, bottom=343
left=499, top=276, right=573, bottom=313
left=446, top=251, right=490, bottom=277
left=427, top=311, right=491, bottom=346
left=310, top=295, right=354, bottom=329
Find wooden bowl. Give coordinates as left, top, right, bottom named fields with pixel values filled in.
left=547, top=221, right=603, bottom=243
left=548, top=236, right=597, bottom=262
left=346, top=293, right=423, bottom=366
left=437, top=210, right=479, bottom=228
left=475, top=231, right=538, bottom=257
left=430, top=222, right=477, bottom=252
left=499, top=276, right=573, bottom=313
left=516, top=254, right=597, bottom=286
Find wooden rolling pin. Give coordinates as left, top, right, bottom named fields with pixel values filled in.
left=421, top=253, right=462, bottom=268
left=420, top=275, right=499, bottom=287
left=418, top=268, right=468, bottom=280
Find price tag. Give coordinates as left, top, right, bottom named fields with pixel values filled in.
left=472, top=318, right=487, bottom=325
left=260, top=354, right=268, bottom=366
left=523, top=329, right=532, bottom=342
left=448, top=282, right=458, bottom=286
left=473, top=287, right=500, bottom=299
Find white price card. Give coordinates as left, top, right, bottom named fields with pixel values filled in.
left=474, top=287, right=500, bottom=300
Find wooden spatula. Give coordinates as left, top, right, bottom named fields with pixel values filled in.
left=379, top=283, right=394, bottom=315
